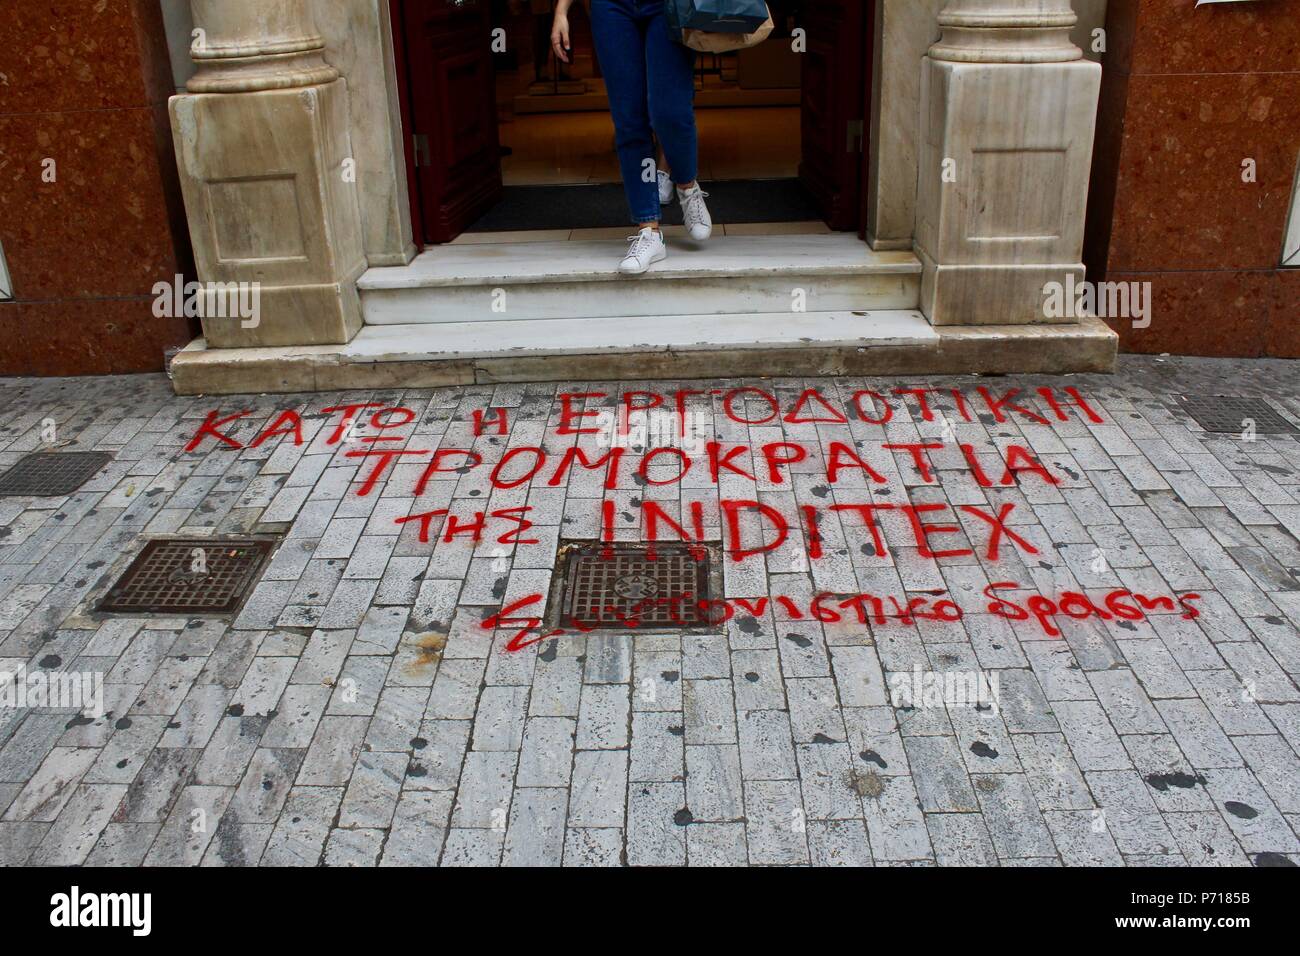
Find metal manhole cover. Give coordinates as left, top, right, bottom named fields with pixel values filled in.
left=98, top=538, right=276, bottom=615
left=1177, top=396, right=1297, bottom=435
left=562, top=543, right=712, bottom=629
left=0, top=452, right=113, bottom=496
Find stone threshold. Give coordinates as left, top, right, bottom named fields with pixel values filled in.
left=358, top=233, right=922, bottom=290
left=169, top=313, right=1118, bottom=395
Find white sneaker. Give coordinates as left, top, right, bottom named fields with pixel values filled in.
left=677, top=183, right=712, bottom=241
left=619, top=227, right=667, bottom=275
left=658, top=170, right=674, bottom=206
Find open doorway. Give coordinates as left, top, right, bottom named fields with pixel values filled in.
left=395, top=0, right=871, bottom=245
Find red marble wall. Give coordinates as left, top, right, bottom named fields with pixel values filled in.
left=1085, top=0, right=1300, bottom=357
left=0, top=0, right=196, bottom=376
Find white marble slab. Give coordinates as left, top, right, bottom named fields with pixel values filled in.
left=358, top=234, right=922, bottom=290
left=340, top=311, right=937, bottom=363
left=361, top=273, right=921, bottom=325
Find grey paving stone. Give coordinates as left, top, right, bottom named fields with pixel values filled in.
left=142, top=784, right=233, bottom=866
left=786, top=677, right=847, bottom=743
left=517, top=717, right=575, bottom=788
left=503, top=787, right=568, bottom=866
left=632, top=651, right=683, bottom=712
left=83, top=715, right=168, bottom=785
left=740, top=778, right=807, bottom=865
left=530, top=654, right=583, bottom=717
left=452, top=751, right=517, bottom=829
left=1164, top=811, right=1251, bottom=866
left=629, top=710, right=685, bottom=782
left=441, top=827, right=505, bottom=866
left=576, top=682, right=630, bottom=750
left=569, top=749, right=628, bottom=829
left=1041, top=810, right=1125, bottom=866
left=563, top=827, right=624, bottom=866
left=323, top=827, right=385, bottom=867
left=583, top=633, right=633, bottom=685
left=683, top=678, right=737, bottom=744
left=903, top=735, right=979, bottom=812
left=1155, top=699, right=1244, bottom=770
left=806, top=818, right=873, bottom=866
left=381, top=790, right=454, bottom=867
left=339, top=751, right=408, bottom=829
left=203, top=819, right=273, bottom=867
left=427, top=658, right=486, bottom=720
left=1200, top=767, right=1300, bottom=855
left=686, top=821, right=750, bottom=866
left=627, top=781, right=687, bottom=867
left=1052, top=700, right=1132, bottom=771
left=972, top=774, right=1057, bottom=861
left=260, top=684, right=331, bottom=750
left=159, top=683, right=235, bottom=749
left=925, top=812, right=998, bottom=866
left=1088, top=669, right=1166, bottom=734
left=2, top=746, right=99, bottom=823
left=1085, top=770, right=1178, bottom=856
left=261, top=787, right=343, bottom=866
left=471, top=685, right=529, bottom=751
left=30, top=784, right=126, bottom=866
left=861, top=774, right=934, bottom=862
left=116, top=747, right=202, bottom=824
left=84, top=822, right=161, bottom=867
left=1232, top=734, right=1300, bottom=814
left=1121, top=733, right=1215, bottom=813
left=296, top=715, right=368, bottom=786
left=736, top=709, right=799, bottom=781
left=987, top=668, right=1059, bottom=734
left=841, top=707, right=910, bottom=777
left=685, top=744, right=744, bottom=822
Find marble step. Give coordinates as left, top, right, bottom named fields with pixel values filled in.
left=338, top=310, right=936, bottom=362
left=358, top=234, right=923, bottom=325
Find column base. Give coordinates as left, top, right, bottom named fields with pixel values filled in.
left=170, top=79, right=366, bottom=349
left=919, top=247, right=1087, bottom=326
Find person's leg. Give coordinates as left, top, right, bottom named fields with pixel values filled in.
left=589, top=0, right=660, bottom=226
left=642, top=1, right=698, bottom=189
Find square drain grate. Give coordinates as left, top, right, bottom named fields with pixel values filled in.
left=0, top=452, right=113, bottom=496
left=561, top=543, right=712, bottom=629
left=1177, top=396, right=1297, bottom=435
left=98, top=538, right=276, bottom=615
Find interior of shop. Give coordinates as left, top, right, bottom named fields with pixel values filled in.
left=475, top=0, right=815, bottom=233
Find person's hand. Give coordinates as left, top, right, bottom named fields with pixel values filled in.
left=551, top=11, right=571, bottom=64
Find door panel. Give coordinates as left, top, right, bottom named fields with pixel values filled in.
left=402, top=0, right=502, bottom=245
left=798, top=0, right=868, bottom=232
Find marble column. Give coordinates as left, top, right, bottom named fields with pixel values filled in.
left=915, top=0, right=1101, bottom=325
left=170, top=0, right=366, bottom=348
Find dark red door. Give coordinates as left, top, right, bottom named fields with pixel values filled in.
left=400, top=0, right=503, bottom=244
left=798, top=0, right=870, bottom=232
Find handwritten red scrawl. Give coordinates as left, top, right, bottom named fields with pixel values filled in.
left=173, top=386, right=1190, bottom=654
left=481, top=587, right=1203, bottom=652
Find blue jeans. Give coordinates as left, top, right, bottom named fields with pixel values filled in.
left=590, top=0, right=698, bottom=224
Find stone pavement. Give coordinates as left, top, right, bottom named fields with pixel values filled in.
left=1, top=355, right=1299, bottom=867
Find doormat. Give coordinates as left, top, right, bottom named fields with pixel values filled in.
left=97, top=537, right=277, bottom=615
left=553, top=542, right=717, bottom=630
left=465, top=178, right=821, bottom=232
left=1176, top=396, right=1297, bottom=435
left=0, top=452, right=113, bottom=497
